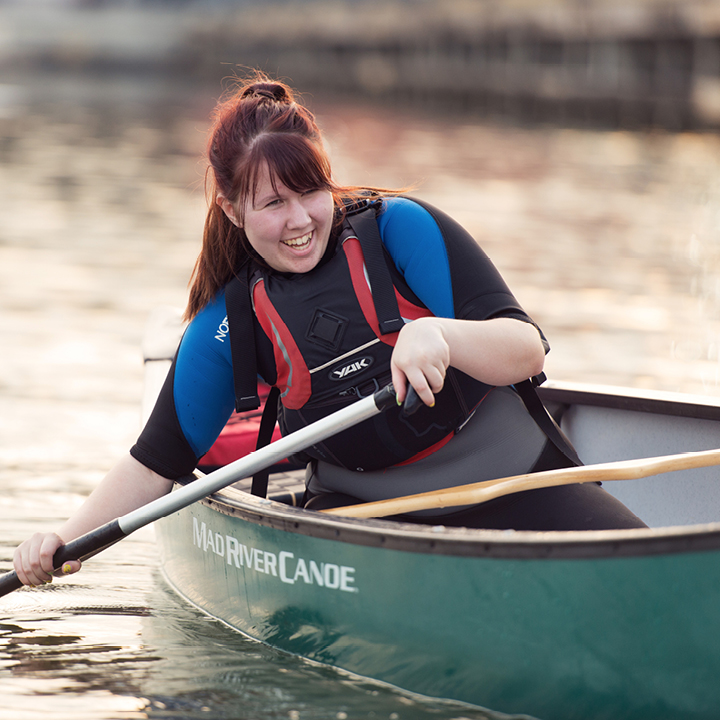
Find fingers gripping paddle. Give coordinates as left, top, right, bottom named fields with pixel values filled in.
left=0, top=383, right=403, bottom=597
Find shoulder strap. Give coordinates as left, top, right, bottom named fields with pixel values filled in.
left=227, top=208, right=405, bottom=495
left=225, top=271, right=283, bottom=497
left=346, top=207, right=405, bottom=335
left=514, top=376, right=583, bottom=467
left=250, top=385, right=281, bottom=497
left=225, top=272, right=260, bottom=412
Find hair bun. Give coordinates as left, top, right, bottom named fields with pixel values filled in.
left=242, top=82, right=290, bottom=103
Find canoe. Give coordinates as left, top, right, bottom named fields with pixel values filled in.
left=144, top=308, right=720, bottom=720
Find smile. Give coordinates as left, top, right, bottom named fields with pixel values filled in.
left=282, top=232, right=312, bottom=249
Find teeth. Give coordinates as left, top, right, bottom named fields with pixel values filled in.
left=283, top=232, right=312, bottom=247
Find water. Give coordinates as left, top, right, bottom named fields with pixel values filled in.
left=1, top=70, right=720, bottom=719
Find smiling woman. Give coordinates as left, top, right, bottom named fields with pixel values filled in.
left=12, top=70, right=646, bottom=589
left=186, top=79, right=345, bottom=314
left=218, top=169, right=334, bottom=274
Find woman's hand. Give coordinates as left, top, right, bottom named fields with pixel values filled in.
left=13, top=533, right=81, bottom=587
left=11, top=454, right=173, bottom=588
left=391, top=316, right=546, bottom=407
left=391, top=318, right=451, bottom=407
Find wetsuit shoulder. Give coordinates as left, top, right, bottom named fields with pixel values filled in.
left=378, top=196, right=541, bottom=334
left=377, top=196, right=454, bottom=318
left=131, top=291, right=236, bottom=478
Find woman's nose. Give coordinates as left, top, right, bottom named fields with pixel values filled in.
left=286, top=197, right=311, bottom=228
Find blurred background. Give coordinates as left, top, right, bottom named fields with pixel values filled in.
left=2, top=0, right=720, bottom=469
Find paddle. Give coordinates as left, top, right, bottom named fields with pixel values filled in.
left=321, top=447, right=720, bottom=519
left=0, top=382, right=405, bottom=597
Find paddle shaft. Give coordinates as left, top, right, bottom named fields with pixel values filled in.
left=322, top=448, right=720, bottom=518
left=0, top=383, right=399, bottom=597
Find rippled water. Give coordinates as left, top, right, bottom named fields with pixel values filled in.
left=1, top=71, right=720, bottom=719
left=1, top=476, right=505, bottom=720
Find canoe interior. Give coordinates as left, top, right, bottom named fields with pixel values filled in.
left=539, top=381, right=720, bottom=528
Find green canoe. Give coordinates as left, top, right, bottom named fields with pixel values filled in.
left=145, top=311, right=720, bottom=720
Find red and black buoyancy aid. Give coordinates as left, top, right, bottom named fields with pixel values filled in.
left=224, top=200, right=492, bottom=473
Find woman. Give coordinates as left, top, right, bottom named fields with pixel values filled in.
left=13, top=74, right=645, bottom=587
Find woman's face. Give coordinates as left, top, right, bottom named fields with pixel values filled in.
left=221, top=163, right=334, bottom=274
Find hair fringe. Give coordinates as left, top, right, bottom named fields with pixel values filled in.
left=184, top=71, right=411, bottom=322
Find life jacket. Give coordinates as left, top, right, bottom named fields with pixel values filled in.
left=225, top=199, right=492, bottom=472
left=224, top=198, right=581, bottom=492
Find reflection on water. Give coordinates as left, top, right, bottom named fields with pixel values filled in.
left=1, top=73, right=719, bottom=719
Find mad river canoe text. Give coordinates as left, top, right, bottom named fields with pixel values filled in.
left=193, top=517, right=358, bottom=593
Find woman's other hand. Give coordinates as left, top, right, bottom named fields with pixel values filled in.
left=11, top=454, right=172, bottom=588
left=391, top=316, right=546, bottom=407
left=391, top=317, right=450, bottom=407
left=13, top=533, right=81, bottom=587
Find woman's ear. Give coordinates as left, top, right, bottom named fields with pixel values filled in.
left=217, top=195, right=241, bottom=227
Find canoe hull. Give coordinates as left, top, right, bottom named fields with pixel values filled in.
left=143, top=311, right=720, bottom=719
left=157, top=491, right=720, bottom=720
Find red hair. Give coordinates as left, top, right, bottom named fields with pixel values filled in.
left=186, top=72, right=395, bottom=320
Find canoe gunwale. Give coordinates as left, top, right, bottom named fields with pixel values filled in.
left=171, top=380, right=720, bottom=562
left=179, top=477, right=720, bottom=561
left=538, top=380, right=720, bottom=421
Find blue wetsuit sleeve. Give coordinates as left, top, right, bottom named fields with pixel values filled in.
left=376, top=197, right=454, bottom=318
left=172, top=294, right=236, bottom=455
left=130, top=292, right=237, bottom=478
left=377, top=197, right=547, bottom=349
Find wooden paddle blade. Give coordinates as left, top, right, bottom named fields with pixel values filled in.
left=322, top=448, right=720, bottom=519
